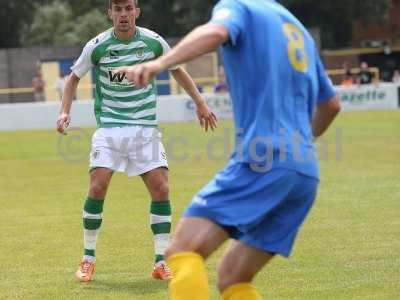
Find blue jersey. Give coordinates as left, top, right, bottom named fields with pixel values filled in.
left=210, top=0, right=336, bottom=179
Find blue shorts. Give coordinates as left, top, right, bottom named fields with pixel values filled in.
left=184, top=160, right=319, bottom=257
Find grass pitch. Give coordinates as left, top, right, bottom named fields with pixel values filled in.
left=0, top=110, right=399, bottom=299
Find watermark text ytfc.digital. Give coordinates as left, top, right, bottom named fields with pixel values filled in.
left=57, top=126, right=343, bottom=172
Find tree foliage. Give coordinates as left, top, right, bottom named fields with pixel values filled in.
left=137, top=0, right=215, bottom=37
left=20, top=1, right=110, bottom=46
left=0, top=2, right=35, bottom=48
left=18, top=0, right=215, bottom=47
left=280, top=0, right=392, bottom=48
left=0, top=0, right=392, bottom=49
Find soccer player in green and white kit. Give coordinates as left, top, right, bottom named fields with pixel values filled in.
left=56, top=0, right=217, bottom=282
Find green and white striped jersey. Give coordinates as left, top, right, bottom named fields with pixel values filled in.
left=72, top=27, right=177, bottom=128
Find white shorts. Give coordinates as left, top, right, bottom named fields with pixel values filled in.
left=89, top=126, right=168, bottom=177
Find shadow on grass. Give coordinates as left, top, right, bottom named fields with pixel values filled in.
left=80, top=278, right=168, bottom=295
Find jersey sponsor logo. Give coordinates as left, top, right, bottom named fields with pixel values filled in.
left=107, top=67, right=134, bottom=87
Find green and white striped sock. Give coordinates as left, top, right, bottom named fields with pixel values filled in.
left=150, top=201, right=172, bottom=264
left=82, top=197, right=104, bottom=262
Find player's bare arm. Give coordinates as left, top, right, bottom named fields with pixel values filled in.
left=115, top=23, right=229, bottom=87
left=170, top=67, right=218, bottom=131
left=312, top=95, right=341, bottom=138
left=56, top=73, right=80, bottom=134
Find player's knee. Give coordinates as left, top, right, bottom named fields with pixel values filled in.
left=165, top=237, right=193, bottom=259
left=165, top=243, right=206, bottom=261
left=217, top=263, right=253, bottom=293
left=165, top=236, right=210, bottom=261
left=152, top=181, right=169, bottom=200
left=89, top=180, right=108, bottom=198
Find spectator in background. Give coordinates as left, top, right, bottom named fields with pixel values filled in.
left=32, top=71, right=46, bottom=102
left=358, top=62, right=373, bottom=85
left=213, top=66, right=228, bottom=93
left=196, top=84, right=204, bottom=93
left=392, top=70, right=400, bottom=83
left=342, top=62, right=351, bottom=74
left=341, top=68, right=354, bottom=87
left=56, top=70, right=66, bottom=101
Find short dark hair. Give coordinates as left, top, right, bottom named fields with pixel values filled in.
left=108, top=0, right=138, bottom=9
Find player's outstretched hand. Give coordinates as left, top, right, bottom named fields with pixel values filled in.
left=115, top=60, right=164, bottom=88
left=57, top=113, right=71, bottom=135
left=196, top=101, right=218, bottom=132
